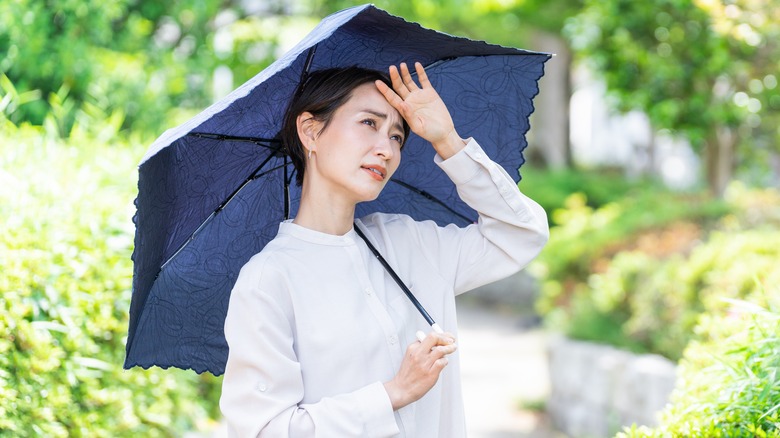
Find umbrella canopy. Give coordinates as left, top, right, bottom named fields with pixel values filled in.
left=125, top=4, right=550, bottom=375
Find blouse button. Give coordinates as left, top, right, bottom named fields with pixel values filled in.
left=365, top=288, right=372, bottom=296
left=257, top=383, right=267, bottom=392
left=388, top=335, right=398, bottom=345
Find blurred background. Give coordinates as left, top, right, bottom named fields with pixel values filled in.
left=2, top=0, right=778, bottom=436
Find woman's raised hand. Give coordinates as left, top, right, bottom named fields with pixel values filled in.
left=383, top=331, right=458, bottom=410
left=375, top=62, right=466, bottom=159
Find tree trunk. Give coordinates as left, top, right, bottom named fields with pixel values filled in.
left=528, top=30, right=572, bottom=169
left=770, top=151, right=780, bottom=187
left=647, top=128, right=656, bottom=176
left=705, top=125, right=737, bottom=197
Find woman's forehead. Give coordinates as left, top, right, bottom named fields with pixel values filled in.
left=344, top=83, right=402, bottom=122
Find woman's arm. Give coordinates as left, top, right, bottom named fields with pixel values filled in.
left=432, top=138, right=549, bottom=293
left=377, top=61, right=549, bottom=294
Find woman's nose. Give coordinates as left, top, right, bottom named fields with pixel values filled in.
left=373, top=136, right=395, bottom=160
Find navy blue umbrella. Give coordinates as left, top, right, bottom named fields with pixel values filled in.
left=125, top=4, right=550, bottom=375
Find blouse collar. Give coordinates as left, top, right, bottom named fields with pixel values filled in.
left=277, top=220, right=358, bottom=246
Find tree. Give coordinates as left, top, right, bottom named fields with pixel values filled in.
left=566, top=0, right=780, bottom=195
left=0, top=0, right=284, bottom=136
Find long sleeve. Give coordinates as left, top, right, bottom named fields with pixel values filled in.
left=362, top=138, right=549, bottom=295
left=438, top=138, right=549, bottom=292
left=220, top=258, right=400, bottom=438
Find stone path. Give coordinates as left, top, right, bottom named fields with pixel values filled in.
left=457, top=300, right=562, bottom=438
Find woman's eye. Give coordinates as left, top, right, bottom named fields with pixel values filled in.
left=391, top=135, right=404, bottom=144
left=361, top=119, right=376, bottom=127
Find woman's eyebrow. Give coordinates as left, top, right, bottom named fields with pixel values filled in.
left=361, top=109, right=404, bottom=134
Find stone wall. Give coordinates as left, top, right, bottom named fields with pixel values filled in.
left=546, top=335, right=677, bottom=437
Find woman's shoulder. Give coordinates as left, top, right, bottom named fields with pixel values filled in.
left=234, top=234, right=299, bottom=290
left=241, top=232, right=291, bottom=265
left=358, top=211, right=415, bottom=231
left=357, top=212, right=444, bottom=244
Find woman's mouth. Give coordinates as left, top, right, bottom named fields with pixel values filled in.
left=362, top=165, right=386, bottom=181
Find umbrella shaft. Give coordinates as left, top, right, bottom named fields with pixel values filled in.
left=354, top=223, right=437, bottom=327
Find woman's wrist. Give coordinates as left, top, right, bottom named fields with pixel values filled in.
left=432, top=129, right=467, bottom=160
left=383, top=380, right=409, bottom=411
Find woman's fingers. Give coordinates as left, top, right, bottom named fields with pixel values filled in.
left=433, top=339, right=457, bottom=356
left=432, top=356, right=449, bottom=372
left=399, top=62, right=420, bottom=91
left=389, top=64, right=409, bottom=99
left=389, top=62, right=426, bottom=99
left=418, top=330, right=456, bottom=352
left=375, top=79, right=404, bottom=110
left=414, top=62, right=431, bottom=88
left=382, top=61, right=458, bottom=148
left=415, top=331, right=457, bottom=370
left=385, top=335, right=455, bottom=410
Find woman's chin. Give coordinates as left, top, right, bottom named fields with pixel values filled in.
left=355, top=188, right=383, bottom=204
left=361, top=193, right=381, bottom=203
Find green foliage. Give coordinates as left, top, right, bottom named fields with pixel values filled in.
left=566, top=0, right=780, bottom=191
left=536, top=183, right=780, bottom=360
left=534, top=186, right=727, bottom=297
left=0, top=120, right=222, bottom=436
left=313, top=0, right=575, bottom=52
left=0, top=0, right=284, bottom=137
left=566, top=0, right=730, bottom=143
left=617, top=290, right=780, bottom=437
left=519, top=166, right=662, bottom=224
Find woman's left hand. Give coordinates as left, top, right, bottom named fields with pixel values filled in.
left=376, top=62, right=466, bottom=160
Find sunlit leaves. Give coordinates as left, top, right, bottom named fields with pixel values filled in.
left=0, top=123, right=221, bottom=435
left=534, top=175, right=780, bottom=360
left=619, top=290, right=780, bottom=437
left=566, top=0, right=780, bottom=186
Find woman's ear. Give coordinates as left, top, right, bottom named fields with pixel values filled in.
left=296, top=112, right=320, bottom=152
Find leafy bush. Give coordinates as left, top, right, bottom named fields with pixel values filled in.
left=0, top=0, right=222, bottom=134
left=618, top=287, right=780, bottom=437
left=534, top=187, right=727, bottom=310
left=519, top=166, right=662, bottom=225
left=534, top=181, right=779, bottom=360
left=0, top=119, right=221, bottom=436
left=561, top=228, right=780, bottom=360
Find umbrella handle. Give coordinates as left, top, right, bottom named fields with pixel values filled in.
left=354, top=222, right=443, bottom=333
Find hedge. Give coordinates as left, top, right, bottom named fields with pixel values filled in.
left=618, top=287, right=780, bottom=437
left=0, top=119, right=221, bottom=436
left=534, top=181, right=779, bottom=360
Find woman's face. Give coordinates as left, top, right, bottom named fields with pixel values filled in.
left=306, top=82, right=405, bottom=204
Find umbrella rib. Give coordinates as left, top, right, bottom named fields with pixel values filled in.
left=159, top=153, right=288, bottom=272
left=301, top=46, right=317, bottom=82
left=188, top=133, right=283, bottom=152
left=388, top=179, right=475, bottom=224
left=283, top=153, right=290, bottom=220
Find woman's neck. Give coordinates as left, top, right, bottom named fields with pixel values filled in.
left=293, top=186, right=356, bottom=236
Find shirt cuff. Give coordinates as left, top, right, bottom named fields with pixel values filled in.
left=434, top=137, right=485, bottom=185
left=435, top=137, right=529, bottom=217
left=356, top=381, right=400, bottom=437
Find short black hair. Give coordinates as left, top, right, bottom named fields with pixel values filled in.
left=281, top=66, right=410, bottom=186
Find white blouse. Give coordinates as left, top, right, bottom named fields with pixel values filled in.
left=220, top=139, right=549, bottom=437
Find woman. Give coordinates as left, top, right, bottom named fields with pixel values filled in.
left=220, top=62, right=549, bottom=437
